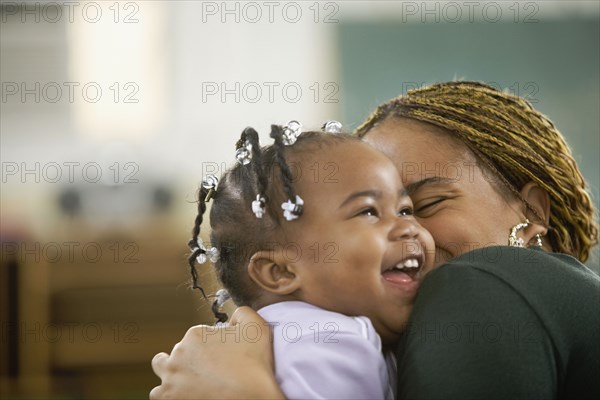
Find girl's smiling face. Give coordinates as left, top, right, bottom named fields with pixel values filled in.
left=279, top=140, right=435, bottom=344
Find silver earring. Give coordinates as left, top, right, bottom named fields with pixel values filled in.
left=509, top=219, right=544, bottom=248
left=508, top=219, right=530, bottom=248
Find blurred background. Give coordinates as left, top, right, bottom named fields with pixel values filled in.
left=1, top=0, right=598, bottom=398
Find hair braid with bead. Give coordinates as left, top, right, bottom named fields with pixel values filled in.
left=187, top=186, right=210, bottom=300
left=188, top=127, right=356, bottom=323
left=245, top=127, right=269, bottom=207
left=269, top=125, right=299, bottom=205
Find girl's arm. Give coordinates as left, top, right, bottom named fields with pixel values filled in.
left=150, top=307, right=284, bottom=400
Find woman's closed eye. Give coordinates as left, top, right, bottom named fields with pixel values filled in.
left=415, top=198, right=446, bottom=215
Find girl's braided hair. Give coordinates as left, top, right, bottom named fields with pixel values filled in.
left=356, top=81, right=598, bottom=262
left=188, top=125, right=357, bottom=322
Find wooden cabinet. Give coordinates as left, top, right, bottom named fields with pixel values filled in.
left=1, top=186, right=221, bottom=399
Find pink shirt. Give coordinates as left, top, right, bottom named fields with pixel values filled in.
left=258, top=301, right=396, bottom=399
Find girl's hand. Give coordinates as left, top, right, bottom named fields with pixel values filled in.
left=150, top=306, right=284, bottom=399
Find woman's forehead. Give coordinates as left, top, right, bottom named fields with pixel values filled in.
left=365, top=118, right=473, bottom=163
left=362, top=118, right=483, bottom=189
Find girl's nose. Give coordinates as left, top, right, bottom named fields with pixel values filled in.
left=389, top=217, right=419, bottom=241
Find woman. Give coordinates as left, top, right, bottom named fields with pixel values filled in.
left=150, top=81, right=599, bottom=399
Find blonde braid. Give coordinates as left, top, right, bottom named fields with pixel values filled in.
left=356, top=81, right=598, bottom=262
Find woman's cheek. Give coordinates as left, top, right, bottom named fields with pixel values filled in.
left=425, top=226, right=458, bottom=265
left=416, top=219, right=443, bottom=245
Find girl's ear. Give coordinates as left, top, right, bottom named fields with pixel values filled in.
left=519, top=181, right=551, bottom=246
left=247, top=250, right=301, bottom=296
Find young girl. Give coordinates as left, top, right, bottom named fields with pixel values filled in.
left=188, top=121, right=435, bottom=399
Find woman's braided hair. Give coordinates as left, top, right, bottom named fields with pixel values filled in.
left=356, top=81, right=598, bottom=262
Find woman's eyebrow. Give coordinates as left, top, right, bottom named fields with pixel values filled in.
left=405, top=176, right=455, bottom=195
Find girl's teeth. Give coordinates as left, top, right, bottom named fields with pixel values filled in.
left=395, top=258, right=419, bottom=269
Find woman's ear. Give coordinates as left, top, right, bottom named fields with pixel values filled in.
left=247, top=250, right=301, bottom=296
left=520, top=182, right=551, bottom=225
left=519, top=182, right=551, bottom=245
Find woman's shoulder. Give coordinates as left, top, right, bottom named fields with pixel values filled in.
left=415, top=246, right=599, bottom=343
left=406, top=246, right=600, bottom=398
left=437, top=246, right=599, bottom=287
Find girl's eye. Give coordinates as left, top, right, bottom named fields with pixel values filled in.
left=415, top=198, right=446, bottom=213
left=398, top=207, right=413, bottom=217
left=357, top=207, right=379, bottom=218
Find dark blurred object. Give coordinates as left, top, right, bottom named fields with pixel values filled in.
left=0, top=245, right=19, bottom=378
left=56, top=183, right=174, bottom=223
left=152, top=186, right=172, bottom=213
left=58, top=189, right=81, bottom=217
